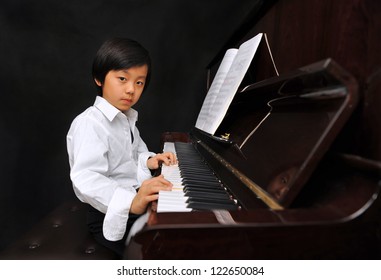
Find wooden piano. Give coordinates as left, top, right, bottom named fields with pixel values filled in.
left=125, top=0, right=381, bottom=259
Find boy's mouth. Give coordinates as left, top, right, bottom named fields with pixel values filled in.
left=121, top=98, right=132, bottom=104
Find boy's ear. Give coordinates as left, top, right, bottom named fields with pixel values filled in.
left=94, top=78, right=102, bottom=87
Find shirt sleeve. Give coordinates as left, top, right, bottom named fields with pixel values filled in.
left=133, top=128, right=156, bottom=184
left=102, top=187, right=136, bottom=241
left=137, top=151, right=156, bottom=184
left=67, top=117, right=136, bottom=241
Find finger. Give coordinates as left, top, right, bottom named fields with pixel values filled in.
left=151, top=201, right=158, bottom=211
left=145, top=194, right=160, bottom=203
left=153, top=154, right=167, bottom=166
left=148, top=174, right=170, bottom=184
left=153, top=174, right=166, bottom=181
left=136, top=194, right=160, bottom=207
left=150, top=185, right=172, bottom=193
left=156, top=177, right=173, bottom=186
left=157, top=153, right=170, bottom=166
left=162, top=152, right=177, bottom=165
left=140, top=187, right=170, bottom=200
left=141, top=175, right=173, bottom=188
left=167, top=152, right=177, bottom=164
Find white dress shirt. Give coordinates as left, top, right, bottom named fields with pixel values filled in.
left=66, top=96, right=155, bottom=241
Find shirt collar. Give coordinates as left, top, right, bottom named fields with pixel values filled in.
left=94, top=96, right=138, bottom=122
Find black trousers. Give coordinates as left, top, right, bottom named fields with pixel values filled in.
left=86, top=206, right=140, bottom=258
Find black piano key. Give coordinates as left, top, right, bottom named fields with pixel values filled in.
left=179, top=167, right=210, bottom=173
left=179, top=165, right=212, bottom=171
left=187, top=201, right=239, bottom=211
left=181, top=174, right=220, bottom=181
left=183, top=172, right=216, bottom=177
left=185, top=180, right=221, bottom=187
left=180, top=171, right=217, bottom=178
left=182, top=180, right=222, bottom=187
left=184, top=190, right=231, bottom=200
left=182, top=183, right=225, bottom=190
left=183, top=185, right=227, bottom=194
left=179, top=162, right=211, bottom=168
left=181, top=176, right=218, bottom=183
left=186, top=197, right=236, bottom=206
left=179, top=165, right=209, bottom=170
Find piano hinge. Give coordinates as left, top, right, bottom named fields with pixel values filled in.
left=199, top=142, right=284, bottom=211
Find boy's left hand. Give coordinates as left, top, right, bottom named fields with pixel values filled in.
left=147, top=152, right=177, bottom=170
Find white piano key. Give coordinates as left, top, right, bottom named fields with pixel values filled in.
left=157, top=191, right=192, bottom=212
left=163, top=142, right=176, bottom=154
left=158, top=146, right=191, bottom=212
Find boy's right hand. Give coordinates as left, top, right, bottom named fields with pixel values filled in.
left=130, top=175, right=172, bottom=215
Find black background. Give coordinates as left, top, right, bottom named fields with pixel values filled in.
left=0, top=0, right=263, bottom=249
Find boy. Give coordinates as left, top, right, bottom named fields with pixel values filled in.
left=66, top=38, right=176, bottom=257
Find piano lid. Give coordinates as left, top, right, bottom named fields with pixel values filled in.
left=192, top=58, right=359, bottom=209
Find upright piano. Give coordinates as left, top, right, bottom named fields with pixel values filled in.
left=125, top=0, right=381, bottom=259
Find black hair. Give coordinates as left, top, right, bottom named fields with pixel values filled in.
left=92, top=38, right=151, bottom=94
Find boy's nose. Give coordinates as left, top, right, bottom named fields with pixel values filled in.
left=125, top=83, right=135, bottom=95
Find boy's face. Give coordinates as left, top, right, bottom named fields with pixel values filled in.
left=95, top=65, right=148, bottom=112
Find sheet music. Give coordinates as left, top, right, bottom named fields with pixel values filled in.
left=196, top=33, right=263, bottom=135
left=195, top=48, right=238, bottom=130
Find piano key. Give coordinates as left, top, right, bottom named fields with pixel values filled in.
left=187, top=201, right=239, bottom=211
left=182, top=179, right=222, bottom=187
left=180, top=169, right=215, bottom=176
left=183, top=183, right=225, bottom=191
left=157, top=141, right=238, bottom=213
left=156, top=191, right=191, bottom=212
left=163, top=142, right=177, bottom=154
left=184, top=189, right=225, bottom=197
left=186, top=196, right=236, bottom=206
left=184, top=190, right=231, bottom=200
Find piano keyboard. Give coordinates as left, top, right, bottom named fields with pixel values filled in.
left=157, top=142, right=239, bottom=213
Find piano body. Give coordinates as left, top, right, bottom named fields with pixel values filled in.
left=125, top=0, right=381, bottom=259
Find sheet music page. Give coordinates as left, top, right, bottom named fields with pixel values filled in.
left=203, top=33, right=263, bottom=135
left=195, top=48, right=238, bottom=131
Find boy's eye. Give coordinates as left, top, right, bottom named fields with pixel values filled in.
left=118, top=77, right=127, bottom=81
left=137, top=81, right=144, bottom=86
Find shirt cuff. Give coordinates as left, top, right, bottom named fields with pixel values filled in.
left=102, top=186, right=136, bottom=241
left=137, top=151, right=156, bottom=184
